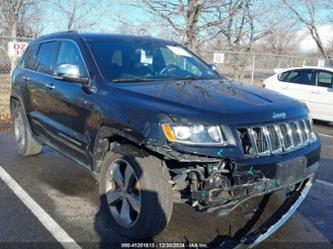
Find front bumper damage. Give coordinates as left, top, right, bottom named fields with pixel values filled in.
left=146, top=134, right=320, bottom=246
left=217, top=174, right=316, bottom=249
left=147, top=138, right=320, bottom=247
left=192, top=159, right=319, bottom=216
left=159, top=141, right=320, bottom=213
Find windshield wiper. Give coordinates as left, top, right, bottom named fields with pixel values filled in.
left=112, top=76, right=218, bottom=83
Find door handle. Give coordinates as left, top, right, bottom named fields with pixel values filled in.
left=311, top=90, right=320, bottom=94
left=22, top=76, right=30, bottom=81
left=45, top=83, right=55, bottom=89
left=281, top=86, right=288, bottom=90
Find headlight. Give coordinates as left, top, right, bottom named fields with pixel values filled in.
left=161, top=124, right=227, bottom=145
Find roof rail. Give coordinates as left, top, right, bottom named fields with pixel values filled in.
left=38, top=30, right=78, bottom=39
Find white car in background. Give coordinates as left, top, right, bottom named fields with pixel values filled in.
left=263, top=66, right=333, bottom=122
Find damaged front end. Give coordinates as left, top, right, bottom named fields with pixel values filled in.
left=164, top=152, right=319, bottom=218
left=145, top=116, right=321, bottom=219
left=217, top=175, right=316, bottom=249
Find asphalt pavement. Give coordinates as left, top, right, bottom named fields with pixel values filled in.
left=0, top=122, right=332, bottom=249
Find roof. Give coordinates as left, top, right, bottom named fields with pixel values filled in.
left=274, top=66, right=333, bottom=74
left=36, top=31, right=176, bottom=44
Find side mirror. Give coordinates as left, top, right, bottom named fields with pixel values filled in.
left=54, top=64, right=89, bottom=84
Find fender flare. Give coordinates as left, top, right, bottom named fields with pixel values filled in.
left=92, top=126, right=148, bottom=173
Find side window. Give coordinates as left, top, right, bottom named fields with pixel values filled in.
left=278, top=71, right=290, bottom=81
left=56, top=41, right=87, bottom=77
left=35, top=42, right=58, bottom=75
left=317, top=71, right=333, bottom=88
left=22, top=44, right=39, bottom=70
left=285, top=69, right=315, bottom=86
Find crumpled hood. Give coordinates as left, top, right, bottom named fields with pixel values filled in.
left=110, top=79, right=308, bottom=125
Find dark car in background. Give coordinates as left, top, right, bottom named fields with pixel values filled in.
left=10, top=31, right=320, bottom=246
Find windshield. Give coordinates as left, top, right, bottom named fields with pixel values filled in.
left=88, top=39, right=219, bottom=82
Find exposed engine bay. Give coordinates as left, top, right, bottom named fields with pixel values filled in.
left=165, top=156, right=319, bottom=217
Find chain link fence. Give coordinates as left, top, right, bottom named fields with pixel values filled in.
left=196, top=50, right=324, bottom=85
left=0, top=36, right=33, bottom=118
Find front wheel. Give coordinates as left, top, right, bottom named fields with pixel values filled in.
left=12, top=105, right=42, bottom=156
left=99, top=152, right=173, bottom=239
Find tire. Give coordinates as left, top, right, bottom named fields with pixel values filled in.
left=12, top=104, right=42, bottom=156
left=99, top=152, right=173, bottom=239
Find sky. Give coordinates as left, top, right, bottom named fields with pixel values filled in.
left=41, top=1, right=148, bottom=35
left=37, top=0, right=332, bottom=53
left=299, top=25, right=333, bottom=52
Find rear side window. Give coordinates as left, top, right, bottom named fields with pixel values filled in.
left=56, top=41, right=87, bottom=77
left=278, top=71, right=290, bottom=81
left=22, top=44, right=39, bottom=70
left=317, top=71, right=333, bottom=88
left=281, top=69, right=315, bottom=86
left=35, top=42, right=58, bottom=75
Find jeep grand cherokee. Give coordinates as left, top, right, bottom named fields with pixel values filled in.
left=10, top=32, right=320, bottom=245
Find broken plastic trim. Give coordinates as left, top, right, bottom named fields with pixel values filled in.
left=250, top=177, right=313, bottom=247
left=216, top=175, right=314, bottom=249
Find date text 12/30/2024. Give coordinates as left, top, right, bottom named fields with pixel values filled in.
left=121, top=242, right=208, bottom=248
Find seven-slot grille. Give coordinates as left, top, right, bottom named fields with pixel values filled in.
left=237, top=118, right=316, bottom=157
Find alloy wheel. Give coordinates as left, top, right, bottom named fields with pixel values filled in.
left=105, top=159, right=141, bottom=228
left=14, top=111, right=25, bottom=148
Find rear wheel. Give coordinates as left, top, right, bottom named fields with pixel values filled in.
left=100, top=152, right=173, bottom=239
left=12, top=105, right=42, bottom=156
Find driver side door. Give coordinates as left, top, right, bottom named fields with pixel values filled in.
left=46, top=40, right=94, bottom=165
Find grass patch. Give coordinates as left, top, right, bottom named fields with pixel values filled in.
left=0, top=95, right=11, bottom=125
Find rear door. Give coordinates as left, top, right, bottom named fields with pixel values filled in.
left=308, top=70, right=333, bottom=121
left=277, top=69, right=316, bottom=105
left=17, top=43, right=39, bottom=112
left=26, top=41, right=60, bottom=140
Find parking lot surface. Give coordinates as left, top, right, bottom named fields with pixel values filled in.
left=0, top=122, right=332, bottom=249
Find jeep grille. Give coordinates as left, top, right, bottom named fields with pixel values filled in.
left=237, top=118, right=316, bottom=156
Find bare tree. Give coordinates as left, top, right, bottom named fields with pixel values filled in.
left=258, top=16, right=307, bottom=54
left=282, top=0, right=330, bottom=59
left=51, top=0, right=112, bottom=31
left=207, top=0, right=272, bottom=52
left=0, top=0, right=41, bottom=76
left=134, top=0, right=274, bottom=52
left=0, top=0, right=41, bottom=37
left=201, top=0, right=272, bottom=79
left=132, top=0, right=236, bottom=50
left=260, top=27, right=303, bottom=54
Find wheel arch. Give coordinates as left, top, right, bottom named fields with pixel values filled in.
left=10, top=94, right=34, bottom=134
left=10, top=95, right=21, bottom=113
left=92, top=126, right=154, bottom=174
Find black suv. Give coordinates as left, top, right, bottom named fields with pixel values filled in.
left=11, top=32, right=320, bottom=244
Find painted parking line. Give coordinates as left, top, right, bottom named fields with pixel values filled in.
left=0, top=166, right=82, bottom=249
left=316, top=179, right=333, bottom=188
left=319, top=133, right=333, bottom=138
